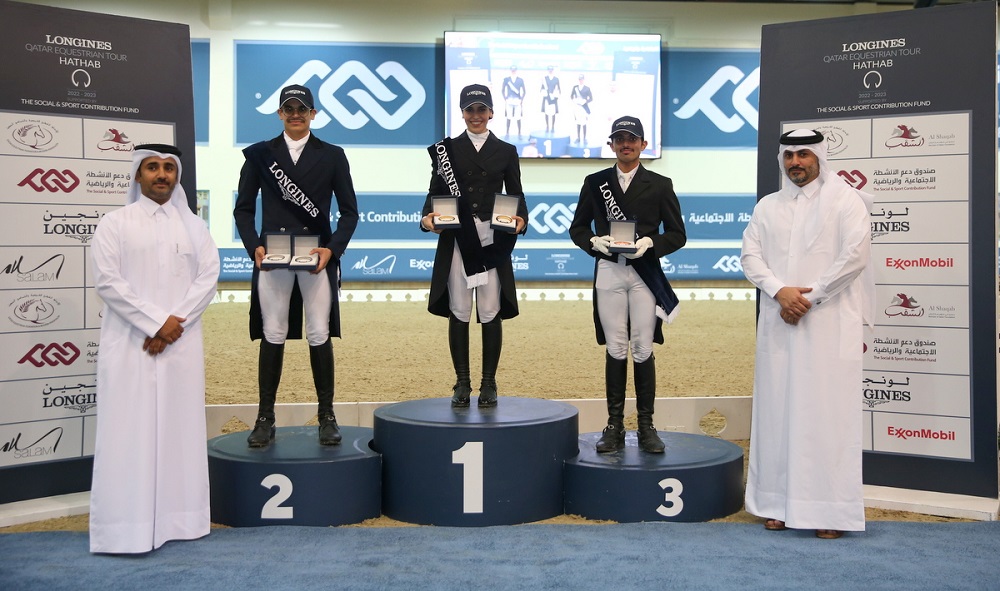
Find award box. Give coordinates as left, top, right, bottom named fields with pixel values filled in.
left=261, top=233, right=292, bottom=269
left=607, top=220, right=638, bottom=254
left=490, top=194, right=520, bottom=233
left=432, top=196, right=461, bottom=229
left=289, top=235, right=320, bottom=272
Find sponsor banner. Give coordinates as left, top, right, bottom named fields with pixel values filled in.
left=871, top=413, right=971, bottom=460
left=862, top=371, right=970, bottom=417
left=870, top=200, right=968, bottom=244
left=202, top=244, right=749, bottom=284
left=874, top=243, right=969, bottom=285
left=219, top=248, right=254, bottom=282
left=3, top=289, right=84, bottom=332
left=235, top=42, right=437, bottom=146
left=681, top=195, right=754, bottom=241
left=0, top=203, right=113, bottom=247
left=875, top=284, right=969, bottom=328
left=0, top=417, right=85, bottom=468
left=871, top=112, right=969, bottom=158
left=2, top=155, right=131, bottom=204
left=3, top=376, right=97, bottom=424
left=865, top=325, right=969, bottom=375
left=835, top=155, right=968, bottom=202
left=1, top=329, right=99, bottom=382
left=1, top=111, right=83, bottom=158
left=0, top=246, right=85, bottom=290
left=665, top=49, right=760, bottom=148
left=82, top=118, right=174, bottom=161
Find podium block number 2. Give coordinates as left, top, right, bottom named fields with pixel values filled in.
left=452, top=442, right=484, bottom=514
left=261, top=473, right=294, bottom=519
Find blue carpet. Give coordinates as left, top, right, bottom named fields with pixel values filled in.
left=2, top=522, right=998, bottom=590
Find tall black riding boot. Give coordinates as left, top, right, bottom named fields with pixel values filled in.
left=247, top=340, right=283, bottom=448
left=478, top=317, right=502, bottom=407
left=596, top=352, right=627, bottom=453
left=311, top=338, right=341, bottom=446
left=635, top=355, right=665, bottom=454
left=449, top=315, right=472, bottom=407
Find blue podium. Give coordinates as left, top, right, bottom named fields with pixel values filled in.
left=373, top=397, right=578, bottom=526
left=564, top=431, right=744, bottom=522
left=207, top=425, right=381, bottom=527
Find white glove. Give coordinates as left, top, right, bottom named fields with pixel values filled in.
left=590, top=235, right=612, bottom=256
left=622, top=236, right=653, bottom=259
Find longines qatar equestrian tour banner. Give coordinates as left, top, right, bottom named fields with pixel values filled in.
left=758, top=2, right=998, bottom=500
left=0, top=0, right=195, bottom=504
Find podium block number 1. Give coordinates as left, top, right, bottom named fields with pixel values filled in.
left=452, top=442, right=484, bottom=514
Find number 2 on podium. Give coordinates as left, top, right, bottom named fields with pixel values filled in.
left=452, top=441, right=484, bottom=514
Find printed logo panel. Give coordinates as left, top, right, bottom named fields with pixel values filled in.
left=2, top=155, right=131, bottom=205
left=862, top=371, right=970, bottom=417
left=235, top=42, right=437, bottom=146
left=0, top=246, right=86, bottom=290
left=0, top=111, right=83, bottom=158
left=864, top=325, right=969, bottom=375
left=0, top=417, right=86, bottom=468
left=4, top=376, right=97, bottom=424
left=834, top=155, right=968, bottom=203
left=3, top=289, right=84, bottom=332
left=81, top=118, right=175, bottom=161
left=870, top=112, right=970, bottom=158
left=874, top=284, right=969, bottom=329
left=1, top=330, right=99, bottom=382
left=871, top=413, right=971, bottom=460
left=873, top=243, right=969, bottom=286
left=870, top=201, right=968, bottom=244
left=0, top=203, right=115, bottom=247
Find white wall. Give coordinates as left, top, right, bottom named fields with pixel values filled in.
left=17, top=0, right=910, bottom=251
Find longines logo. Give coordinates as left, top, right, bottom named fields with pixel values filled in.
left=1, top=253, right=65, bottom=284
left=96, top=128, right=133, bottom=152
left=18, top=168, right=81, bottom=193
left=7, top=119, right=59, bottom=153
left=42, top=382, right=97, bottom=414
left=18, top=342, right=81, bottom=367
left=674, top=66, right=759, bottom=132
left=8, top=294, right=61, bottom=328
left=42, top=210, right=102, bottom=243
left=256, top=60, right=426, bottom=130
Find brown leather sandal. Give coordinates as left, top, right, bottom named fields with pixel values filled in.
left=764, top=519, right=788, bottom=531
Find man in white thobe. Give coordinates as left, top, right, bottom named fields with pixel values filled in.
left=89, top=144, right=220, bottom=554
left=741, top=129, right=872, bottom=539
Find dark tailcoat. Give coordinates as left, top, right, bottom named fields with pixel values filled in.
left=234, top=133, right=359, bottom=340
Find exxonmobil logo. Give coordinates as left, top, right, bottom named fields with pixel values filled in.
left=887, top=426, right=956, bottom=441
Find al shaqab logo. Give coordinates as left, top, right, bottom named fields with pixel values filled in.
left=256, top=60, right=426, bottom=130
left=97, top=128, right=134, bottom=152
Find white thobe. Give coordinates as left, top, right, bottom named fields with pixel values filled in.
left=89, top=196, right=220, bottom=553
left=741, top=177, right=871, bottom=532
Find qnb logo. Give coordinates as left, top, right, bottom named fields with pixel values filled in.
left=712, top=255, right=743, bottom=273
left=674, top=66, right=759, bottom=133
left=18, top=168, right=80, bottom=193
left=352, top=254, right=397, bottom=275
left=18, top=342, right=81, bottom=367
left=527, top=203, right=576, bottom=235
left=257, top=60, right=426, bottom=130
left=837, top=169, right=867, bottom=190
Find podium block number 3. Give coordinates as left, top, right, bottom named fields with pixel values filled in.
left=452, top=442, right=484, bottom=514
left=260, top=473, right=294, bottom=519
left=656, top=477, right=684, bottom=517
